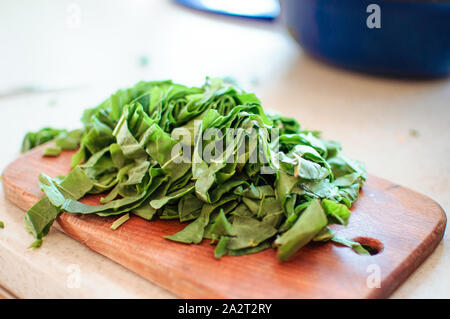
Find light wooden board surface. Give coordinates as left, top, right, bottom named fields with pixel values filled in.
left=2, top=145, right=446, bottom=298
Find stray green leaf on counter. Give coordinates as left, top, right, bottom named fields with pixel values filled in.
left=0, top=221, right=4, bottom=229
left=21, top=77, right=367, bottom=261
left=28, top=239, right=43, bottom=249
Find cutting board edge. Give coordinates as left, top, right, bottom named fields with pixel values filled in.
left=370, top=206, right=446, bottom=298
left=369, top=180, right=447, bottom=298
left=1, top=147, right=447, bottom=299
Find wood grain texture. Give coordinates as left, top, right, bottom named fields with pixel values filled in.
left=2, top=145, right=446, bottom=298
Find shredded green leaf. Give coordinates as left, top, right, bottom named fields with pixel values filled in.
left=22, top=128, right=82, bottom=154
left=43, top=146, right=62, bottom=157
left=21, top=77, right=367, bottom=261
left=331, top=235, right=371, bottom=256
left=313, top=226, right=371, bottom=256
left=110, top=213, right=130, bottom=230
left=0, top=221, right=4, bottom=229
left=275, top=199, right=328, bottom=261
left=21, top=128, right=65, bottom=153
left=28, top=239, right=43, bottom=249
left=214, top=236, right=230, bottom=258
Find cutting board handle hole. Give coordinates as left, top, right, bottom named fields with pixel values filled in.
left=352, top=237, right=384, bottom=255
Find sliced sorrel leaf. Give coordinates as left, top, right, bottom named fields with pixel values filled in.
left=22, top=77, right=366, bottom=261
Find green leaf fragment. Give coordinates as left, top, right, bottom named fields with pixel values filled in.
left=312, top=226, right=335, bottom=242
left=110, top=213, right=130, bottom=230
left=43, top=146, right=62, bottom=157
left=21, top=128, right=66, bottom=153
left=55, top=129, right=82, bottom=150
left=228, top=241, right=272, bottom=256
left=178, top=194, right=203, bottom=222
left=312, top=227, right=372, bottom=256
left=275, top=199, right=328, bottom=261
left=133, top=204, right=158, bottom=221
left=28, top=239, right=43, bottom=249
left=164, top=212, right=208, bottom=244
left=25, top=197, right=60, bottom=240
left=210, top=209, right=233, bottom=237
left=228, top=215, right=277, bottom=250
left=214, top=236, right=230, bottom=259
left=322, top=199, right=351, bottom=226
left=331, top=236, right=371, bottom=256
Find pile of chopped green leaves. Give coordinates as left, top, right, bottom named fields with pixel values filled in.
left=22, top=78, right=368, bottom=260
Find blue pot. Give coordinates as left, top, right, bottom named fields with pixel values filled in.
left=281, top=0, right=450, bottom=78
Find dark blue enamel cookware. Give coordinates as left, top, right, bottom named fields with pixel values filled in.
left=281, top=0, right=450, bottom=78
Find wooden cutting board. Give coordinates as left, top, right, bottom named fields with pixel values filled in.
left=2, top=145, right=446, bottom=298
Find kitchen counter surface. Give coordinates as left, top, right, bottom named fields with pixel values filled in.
left=0, top=0, right=448, bottom=298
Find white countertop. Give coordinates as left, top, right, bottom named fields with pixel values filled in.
left=0, top=0, right=448, bottom=298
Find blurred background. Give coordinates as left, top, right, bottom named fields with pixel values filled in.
left=0, top=0, right=449, bottom=298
